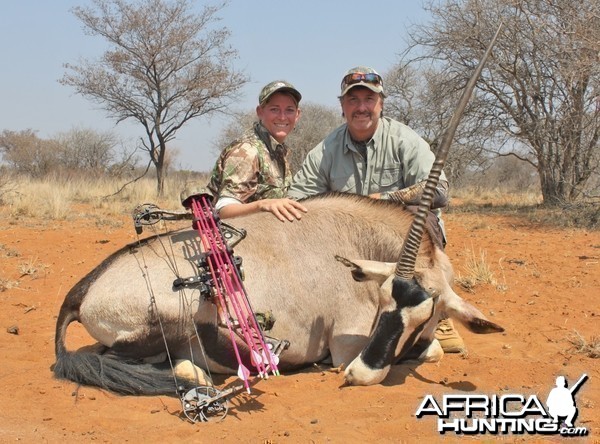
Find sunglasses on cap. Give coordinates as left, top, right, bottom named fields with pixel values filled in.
left=341, top=72, right=383, bottom=88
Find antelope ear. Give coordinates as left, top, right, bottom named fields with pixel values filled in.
left=335, top=255, right=395, bottom=285
left=444, top=296, right=505, bottom=334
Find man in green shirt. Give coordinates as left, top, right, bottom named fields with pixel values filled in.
left=288, top=66, right=448, bottom=211
left=289, top=66, right=463, bottom=353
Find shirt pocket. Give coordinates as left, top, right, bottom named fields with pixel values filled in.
left=331, top=173, right=357, bottom=193
left=373, top=166, right=402, bottom=192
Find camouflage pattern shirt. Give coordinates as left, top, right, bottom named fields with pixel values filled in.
left=207, top=122, right=292, bottom=204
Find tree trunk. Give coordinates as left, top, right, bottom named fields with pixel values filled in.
left=152, top=138, right=167, bottom=197
left=538, top=163, right=569, bottom=207
left=155, top=161, right=165, bottom=197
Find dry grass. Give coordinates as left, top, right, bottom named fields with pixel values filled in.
left=455, top=246, right=498, bottom=291
left=527, top=202, right=600, bottom=230
left=451, top=187, right=542, bottom=208
left=1, top=175, right=597, bottom=230
left=567, top=330, right=600, bottom=359
left=0, top=243, right=20, bottom=258
left=18, top=256, right=48, bottom=279
left=0, top=174, right=209, bottom=221
left=5, top=179, right=72, bottom=220
left=0, top=277, right=20, bottom=292
left=0, top=244, right=21, bottom=291
left=450, top=186, right=599, bottom=230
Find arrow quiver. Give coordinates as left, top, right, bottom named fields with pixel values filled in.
left=182, top=191, right=281, bottom=393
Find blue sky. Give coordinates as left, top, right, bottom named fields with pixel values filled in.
left=0, top=0, right=430, bottom=171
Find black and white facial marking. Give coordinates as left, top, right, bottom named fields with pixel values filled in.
left=344, top=276, right=436, bottom=385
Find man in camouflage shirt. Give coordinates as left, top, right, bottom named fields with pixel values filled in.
left=207, top=81, right=307, bottom=222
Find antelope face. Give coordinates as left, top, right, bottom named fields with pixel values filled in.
left=336, top=257, right=438, bottom=386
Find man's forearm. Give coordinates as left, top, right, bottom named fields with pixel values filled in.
left=383, top=180, right=449, bottom=209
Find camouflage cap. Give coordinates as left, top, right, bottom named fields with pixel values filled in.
left=259, top=80, right=302, bottom=106
left=339, top=66, right=385, bottom=97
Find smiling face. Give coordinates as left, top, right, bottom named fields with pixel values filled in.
left=256, top=92, right=301, bottom=144
left=340, top=86, right=383, bottom=141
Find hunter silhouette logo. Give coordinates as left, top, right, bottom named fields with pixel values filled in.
left=416, top=373, right=589, bottom=436
left=546, top=374, right=588, bottom=429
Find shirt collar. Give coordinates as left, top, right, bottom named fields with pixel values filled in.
left=254, top=121, right=288, bottom=156
left=343, top=119, right=382, bottom=154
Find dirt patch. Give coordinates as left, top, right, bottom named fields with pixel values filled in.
left=0, top=208, right=598, bottom=442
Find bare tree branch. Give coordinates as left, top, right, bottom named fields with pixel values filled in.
left=61, top=0, right=248, bottom=196
left=395, top=0, right=600, bottom=205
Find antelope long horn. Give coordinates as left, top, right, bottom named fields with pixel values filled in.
left=395, top=23, right=504, bottom=279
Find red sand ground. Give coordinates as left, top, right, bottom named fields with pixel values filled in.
left=1, top=206, right=598, bottom=443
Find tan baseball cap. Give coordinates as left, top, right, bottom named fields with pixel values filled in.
left=339, top=66, right=384, bottom=97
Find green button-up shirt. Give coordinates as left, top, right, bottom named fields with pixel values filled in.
left=288, top=116, right=447, bottom=201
